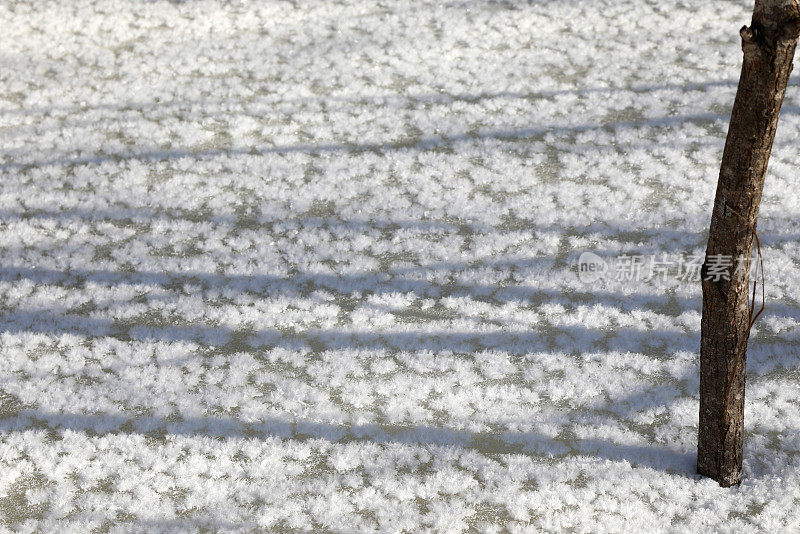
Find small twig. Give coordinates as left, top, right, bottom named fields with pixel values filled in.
left=749, top=228, right=766, bottom=329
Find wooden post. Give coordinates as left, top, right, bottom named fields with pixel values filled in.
left=699, top=0, right=800, bottom=486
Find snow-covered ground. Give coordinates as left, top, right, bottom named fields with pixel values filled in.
left=2, top=0, right=800, bottom=531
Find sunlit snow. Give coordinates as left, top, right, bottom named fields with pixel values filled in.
left=2, top=0, right=800, bottom=531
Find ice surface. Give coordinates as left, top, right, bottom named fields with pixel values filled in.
left=1, top=0, right=800, bottom=531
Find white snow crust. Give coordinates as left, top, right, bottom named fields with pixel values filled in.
left=1, top=0, right=800, bottom=531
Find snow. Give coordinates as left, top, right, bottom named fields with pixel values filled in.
left=2, top=0, right=800, bottom=531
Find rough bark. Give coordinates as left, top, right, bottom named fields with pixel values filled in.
left=699, top=0, right=800, bottom=487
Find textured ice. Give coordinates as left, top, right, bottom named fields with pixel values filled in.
left=2, top=0, right=800, bottom=531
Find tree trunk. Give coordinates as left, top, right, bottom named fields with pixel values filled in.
left=699, top=0, right=800, bottom=487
